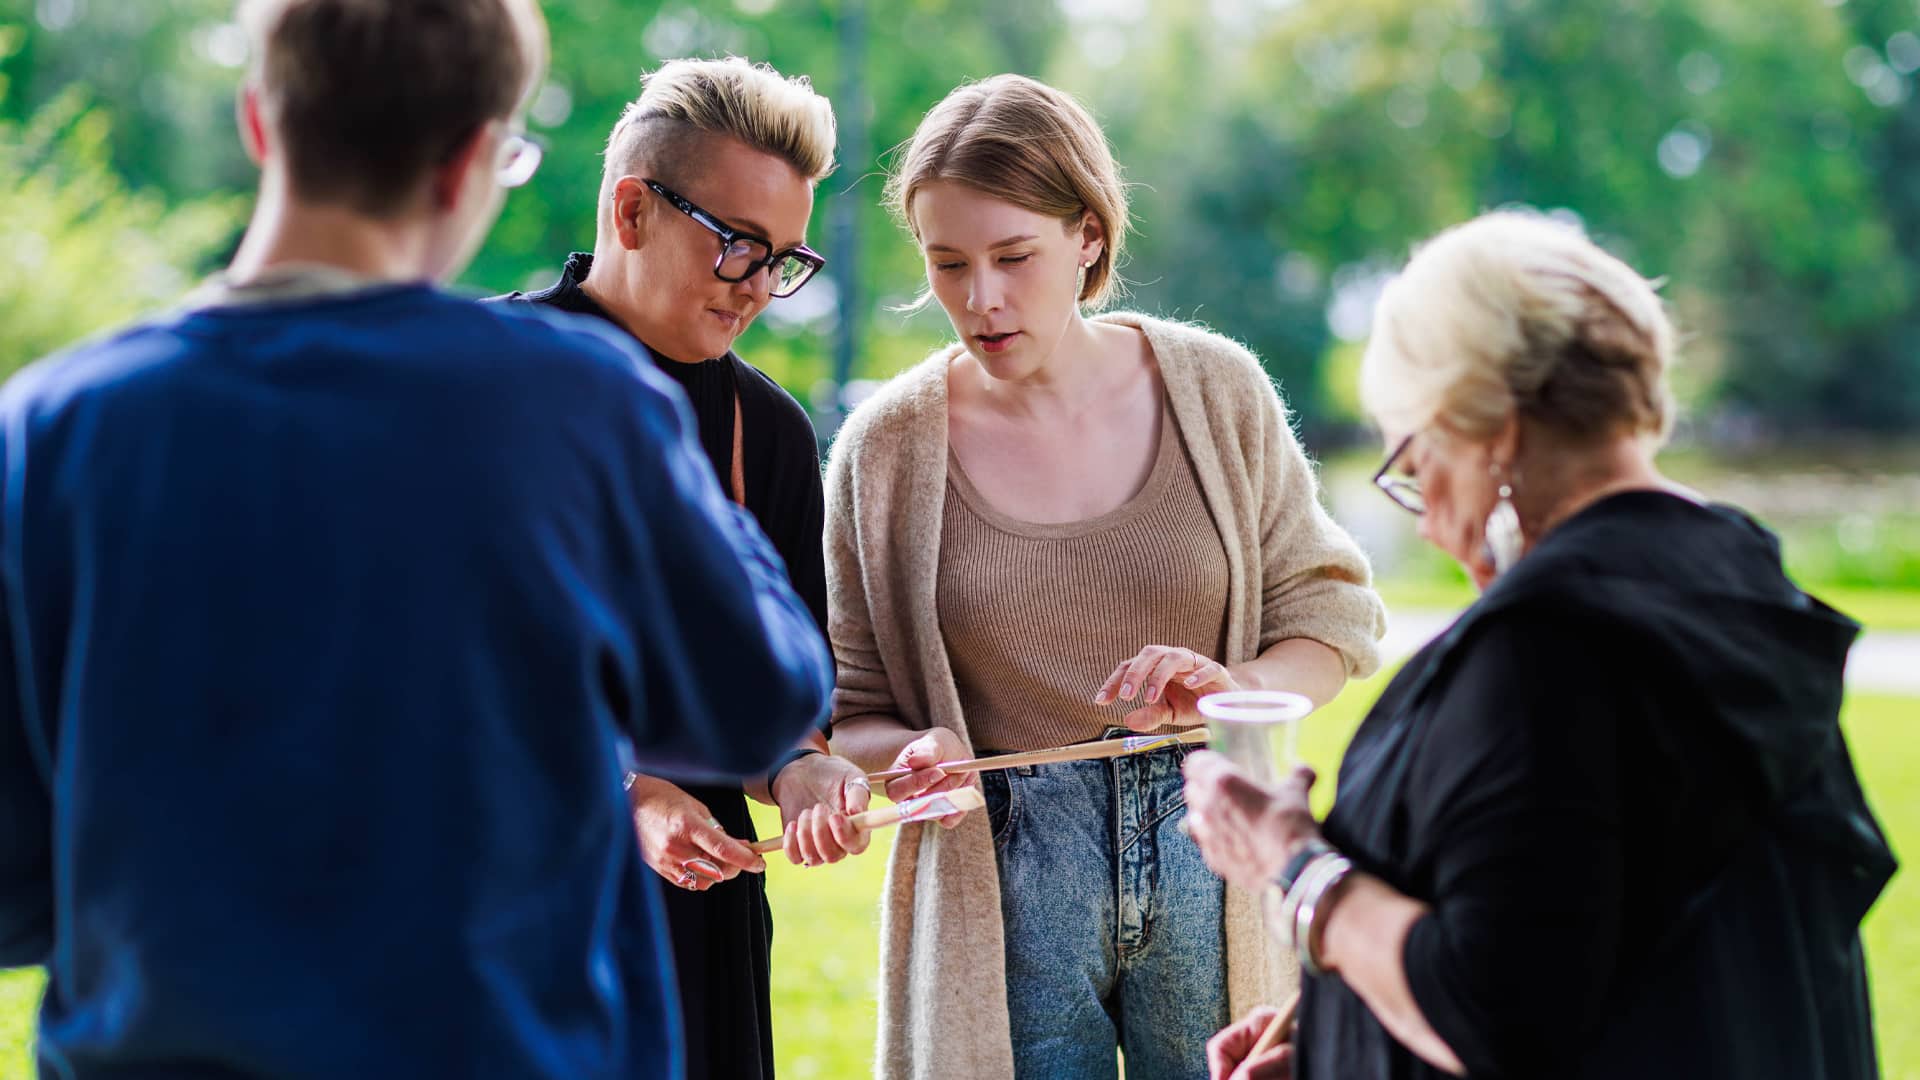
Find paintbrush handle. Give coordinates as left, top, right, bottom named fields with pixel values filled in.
left=1248, top=990, right=1300, bottom=1057
left=747, top=785, right=986, bottom=854
left=863, top=728, right=1209, bottom=784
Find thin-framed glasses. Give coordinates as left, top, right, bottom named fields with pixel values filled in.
left=496, top=131, right=546, bottom=189
left=643, top=179, right=826, bottom=298
left=1372, top=433, right=1425, bottom=515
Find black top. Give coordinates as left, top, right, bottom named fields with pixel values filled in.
left=1297, top=491, right=1894, bottom=1080
left=498, top=252, right=830, bottom=643
left=492, top=253, right=831, bottom=1080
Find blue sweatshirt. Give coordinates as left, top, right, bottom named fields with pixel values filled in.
left=0, top=284, right=831, bottom=1077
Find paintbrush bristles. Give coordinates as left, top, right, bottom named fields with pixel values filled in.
left=747, top=785, right=986, bottom=855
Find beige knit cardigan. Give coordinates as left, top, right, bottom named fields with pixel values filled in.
left=823, top=312, right=1387, bottom=1080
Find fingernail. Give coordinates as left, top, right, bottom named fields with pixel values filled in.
left=1146, top=686, right=1159, bottom=703
left=1121, top=683, right=1133, bottom=698
left=1184, top=675, right=1199, bottom=687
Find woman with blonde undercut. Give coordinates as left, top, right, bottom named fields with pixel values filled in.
left=825, top=75, right=1386, bottom=1079
left=494, top=57, right=858, bottom=1080
left=1188, top=210, right=1893, bottom=1080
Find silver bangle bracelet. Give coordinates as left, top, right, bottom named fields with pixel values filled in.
left=1275, top=852, right=1346, bottom=957
left=1272, top=868, right=1313, bottom=939
left=1292, top=855, right=1354, bottom=977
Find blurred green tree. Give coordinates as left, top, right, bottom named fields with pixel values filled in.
left=3, top=0, right=1916, bottom=435
left=0, top=25, right=243, bottom=380
left=0, top=0, right=253, bottom=195
left=1137, top=0, right=1918, bottom=436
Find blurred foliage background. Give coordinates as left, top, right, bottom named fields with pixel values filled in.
left=4, top=4, right=1919, bottom=1076
left=6, top=0, right=1919, bottom=437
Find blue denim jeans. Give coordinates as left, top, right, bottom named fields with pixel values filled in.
left=980, top=733, right=1227, bottom=1080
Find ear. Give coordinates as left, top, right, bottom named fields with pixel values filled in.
left=1075, top=210, right=1106, bottom=268
left=1491, top=410, right=1523, bottom=472
left=608, top=177, right=650, bottom=252
left=429, top=124, right=494, bottom=211
left=237, top=84, right=269, bottom=166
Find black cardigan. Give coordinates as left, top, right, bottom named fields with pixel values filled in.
left=491, top=253, right=830, bottom=1080
left=495, top=252, right=829, bottom=642
left=1297, top=491, right=1893, bottom=1080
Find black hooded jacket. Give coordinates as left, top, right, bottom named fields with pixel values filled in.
left=1296, top=490, right=1895, bottom=1080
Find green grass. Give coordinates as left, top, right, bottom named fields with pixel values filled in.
left=3, top=684, right=1914, bottom=1078
left=757, top=680, right=1919, bottom=1077
left=0, top=972, right=35, bottom=1080
left=1853, top=694, right=1920, bottom=1080
left=1376, top=578, right=1920, bottom=634
left=1822, top=587, right=1920, bottom=633
left=1372, top=577, right=1477, bottom=614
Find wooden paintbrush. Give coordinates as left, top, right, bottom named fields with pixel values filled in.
left=1247, top=991, right=1300, bottom=1059
left=863, top=729, right=1209, bottom=785
left=748, top=785, right=986, bottom=855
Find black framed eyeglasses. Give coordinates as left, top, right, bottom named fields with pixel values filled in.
left=1372, top=433, right=1425, bottom=515
left=643, top=179, right=826, bottom=298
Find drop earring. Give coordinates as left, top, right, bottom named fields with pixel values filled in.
left=1483, top=463, right=1525, bottom=576
left=1074, top=260, right=1091, bottom=299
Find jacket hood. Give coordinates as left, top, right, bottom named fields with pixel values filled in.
left=1479, top=491, right=1857, bottom=800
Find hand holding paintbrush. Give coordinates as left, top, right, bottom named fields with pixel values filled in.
left=756, top=726, right=1216, bottom=864
left=1206, top=993, right=1298, bottom=1080
left=747, top=787, right=985, bottom=855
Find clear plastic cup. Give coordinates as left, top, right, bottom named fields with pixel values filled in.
left=1196, top=689, right=1315, bottom=944
left=1196, top=689, right=1312, bottom=785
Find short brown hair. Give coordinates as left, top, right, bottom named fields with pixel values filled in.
left=884, top=75, right=1130, bottom=308
left=602, top=57, right=837, bottom=198
left=240, top=0, right=548, bottom=217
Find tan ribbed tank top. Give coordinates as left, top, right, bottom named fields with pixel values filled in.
left=937, top=408, right=1231, bottom=752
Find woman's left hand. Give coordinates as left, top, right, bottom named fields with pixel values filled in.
left=1096, top=645, right=1239, bottom=731
left=1182, top=753, right=1323, bottom=894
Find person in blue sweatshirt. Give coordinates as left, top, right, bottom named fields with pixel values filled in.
left=0, top=2, right=830, bottom=1077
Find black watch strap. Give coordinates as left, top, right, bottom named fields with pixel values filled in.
left=767, top=746, right=824, bottom=791
left=1276, top=840, right=1334, bottom=895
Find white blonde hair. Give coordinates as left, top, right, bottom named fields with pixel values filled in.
left=602, top=56, right=836, bottom=197
left=1361, top=209, right=1677, bottom=446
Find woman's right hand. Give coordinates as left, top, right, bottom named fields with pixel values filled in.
left=771, top=752, right=875, bottom=866
left=626, top=774, right=766, bottom=891
left=1207, top=1007, right=1294, bottom=1080
left=882, top=728, right=976, bottom=828
left=1183, top=753, right=1322, bottom=895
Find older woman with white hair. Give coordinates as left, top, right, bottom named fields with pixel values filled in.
left=1186, top=210, right=1894, bottom=1080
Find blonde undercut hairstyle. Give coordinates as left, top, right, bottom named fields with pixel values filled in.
left=602, top=57, right=836, bottom=198
left=1361, top=209, right=1677, bottom=448
left=884, top=74, right=1130, bottom=309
